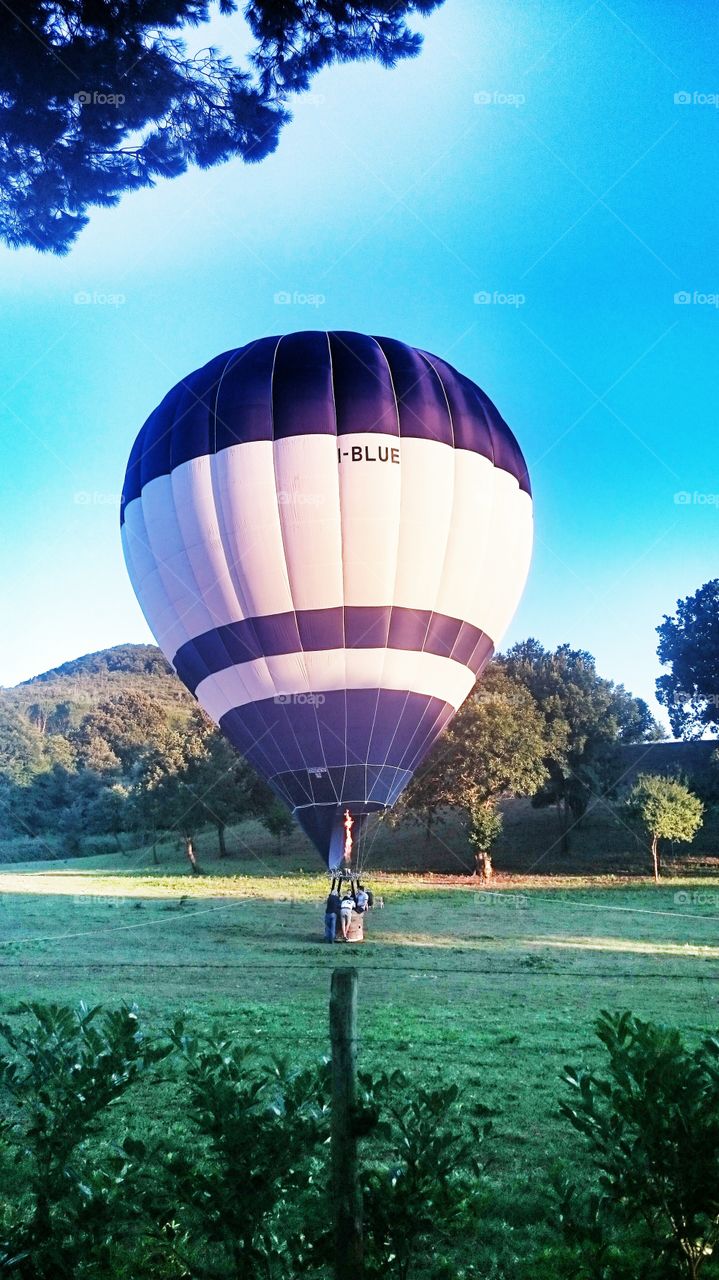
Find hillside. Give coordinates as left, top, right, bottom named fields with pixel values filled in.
left=3, top=643, right=193, bottom=734
left=20, top=644, right=173, bottom=684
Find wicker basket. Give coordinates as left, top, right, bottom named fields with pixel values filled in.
left=345, top=911, right=365, bottom=943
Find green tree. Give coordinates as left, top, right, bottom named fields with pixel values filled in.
left=1, top=0, right=443, bottom=254
left=175, top=730, right=268, bottom=857
left=260, top=798, right=295, bottom=853
left=625, top=773, right=704, bottom=882
left=134, top=710, right=265, bottom=867
left=501, top=640, right=664, bottom=855
left=656, top=580, right=719, bottom=739
left=86, top=782, right=133, bottom=851
left=401, top=665, right=549, bottom=870
left=467, top=798, right=504, bottom=879
left=133, top=711, right=214, bottom=870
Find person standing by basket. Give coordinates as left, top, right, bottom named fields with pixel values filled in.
left=339, top=886, right=356, bottom=941
left=324, top=882, right=341, bottom=942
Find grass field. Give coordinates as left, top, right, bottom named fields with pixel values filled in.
left=2, top=829, right=719, bottom=1271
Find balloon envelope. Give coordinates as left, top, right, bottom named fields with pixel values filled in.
left=121, top=332, right=533, bottom=867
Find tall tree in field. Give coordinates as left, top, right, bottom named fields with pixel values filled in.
left=400, top=665, right=549, bottom=873
left=625, top=774, right=704, bottom=882
left=260, top=798, right=294, bottom=853
left=500, top=640, right=664, bottom=855
left=656, top=580, right=719, bottom=739
left=134, top=710, right=263, bottom=867
left=0, top=0, right=443, bottom=253
left=178, top=730, right=268, bottom=857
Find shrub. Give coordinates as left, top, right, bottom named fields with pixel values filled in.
left=0, top=1003, right=495, bottom=1279
left=359, top=1070, right=492, bottom=1280
left=558, top=1011, right=719, bottom=1279
left=0, top=1002, right=171, bottom=1278
left=0, top=836, right=62, bottom=866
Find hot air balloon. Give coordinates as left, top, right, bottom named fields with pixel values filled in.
left=121, top=332, right=532, bottom=871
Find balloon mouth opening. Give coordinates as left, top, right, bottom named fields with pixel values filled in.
left=292, top=805, right=379, bottom=871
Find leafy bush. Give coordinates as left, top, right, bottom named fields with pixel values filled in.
left=359, top=1070, right=492, bottom=1280
left=0, top=1002, right=171, bottom=1278
left=154, top=1028, right=331, bottom=1278
left=557, top=1011, right=719, bottom=1279
left=0, top=836, right=62, bottom=865
left=0, top=1003, right=494, bottom=1280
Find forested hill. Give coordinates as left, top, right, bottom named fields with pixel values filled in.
left=20, top=644, right=173, bottom=685
left=4, top=644, right=191, bottom=735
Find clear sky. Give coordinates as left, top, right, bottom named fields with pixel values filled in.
left=0, top=0, right=716, bottom=728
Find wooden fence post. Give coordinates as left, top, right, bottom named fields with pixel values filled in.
left=330, top=967, right=363, bottom=1280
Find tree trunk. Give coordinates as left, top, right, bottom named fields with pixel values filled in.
left=425, top=808, right=434, bottom=843
left=559, top=797, right=571, bottom=856
left=651, top=834, right=660, bottom=882
left=472, top=850, right=493, bottom=879
left=185, top=836, right=201, bottom=875
left=217, top=823, right=228, bottom=858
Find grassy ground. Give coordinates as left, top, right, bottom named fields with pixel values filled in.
left=1, top=814, right=716, bottom=1274
left=2, top=832, right=719, bottom=1270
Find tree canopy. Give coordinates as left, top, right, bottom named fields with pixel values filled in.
left=399, top=664, right=550, bottom=863
left=656, top=579, right=719, bottom=739
left=20, top=644, right=173, bottom=685
left=500, top=639, right=664, bottom=852
left=625, top=772, right=704, bottom=881
left=1, top=0, right=443, bottom=254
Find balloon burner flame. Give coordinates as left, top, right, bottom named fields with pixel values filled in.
left=343, top=809, right=354, bottom=862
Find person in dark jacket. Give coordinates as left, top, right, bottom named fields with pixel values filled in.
left=324, top=883, right=341, bottom=942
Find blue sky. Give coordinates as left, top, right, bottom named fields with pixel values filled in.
left=0, top=0, right=716, bottom=728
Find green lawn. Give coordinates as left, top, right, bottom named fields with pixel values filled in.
left=2, top=845, right=719, bottom=1271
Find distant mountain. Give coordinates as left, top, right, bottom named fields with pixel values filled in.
left=3, top=644, right=191, bottom=737
left=20, top=644, right=173, bottom=684
left=0, top=645, right=199, bottom=862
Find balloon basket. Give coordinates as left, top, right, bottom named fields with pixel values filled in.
left=345, top=912, right=365, bottom=944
